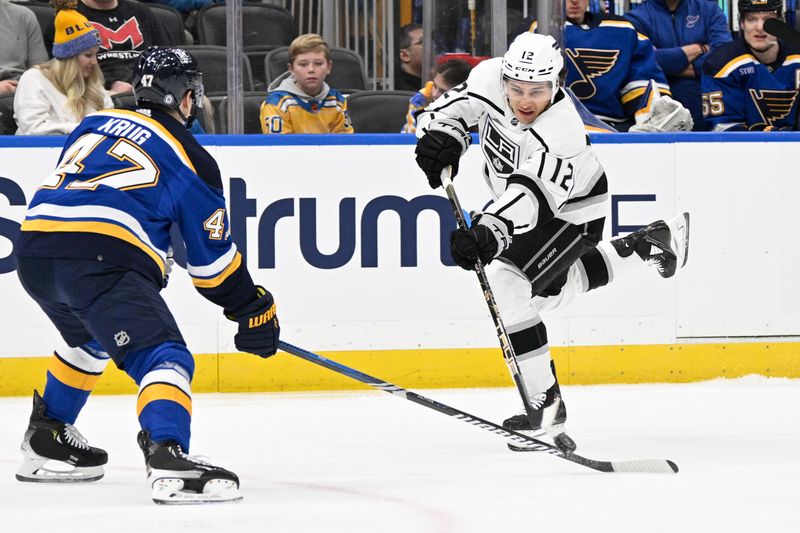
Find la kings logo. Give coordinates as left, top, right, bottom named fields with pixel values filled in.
left=482, top=119, right=519, bottom=176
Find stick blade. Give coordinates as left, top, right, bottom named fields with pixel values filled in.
left=610, top=459, right=679, bottom=474
left=764, top=18, right=800, bottom=49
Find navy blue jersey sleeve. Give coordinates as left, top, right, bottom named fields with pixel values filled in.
left=158, top=112, right=260, bottom=312
left=171, top=173, right=259, bottom=312
left=623, top=31, right=671, bottom=116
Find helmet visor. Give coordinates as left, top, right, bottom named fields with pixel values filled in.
left=502, top=78, right=553, bottom=104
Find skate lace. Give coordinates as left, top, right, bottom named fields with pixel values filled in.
left=62, top=424, right=90, bottom=450
left=174, top=446, right=212, bottom=466
left=643, top=257, right=665, bottom=272
left=515, top=392, right=547, bottom=414
left=529, top=393, right=547, bottom=409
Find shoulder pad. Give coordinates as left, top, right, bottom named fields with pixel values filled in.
left=529, top=96, right=588, bottom=156
left=597, top=14, right=635, bottom=30
left=703, top=40, right=751, bottom=76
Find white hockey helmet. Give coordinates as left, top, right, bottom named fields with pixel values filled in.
left=502, top=33, right=563, bottom=100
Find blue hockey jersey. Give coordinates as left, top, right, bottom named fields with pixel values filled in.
left=528, top=15, right=670, bottom=125
left=624, top=0, right=733, bottom=130
left=701, top=39, right=800, bottom=131
left=16, top=107, right=258, bottom=312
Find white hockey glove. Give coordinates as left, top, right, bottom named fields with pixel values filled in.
left=630, top=81, right=693, bottom=132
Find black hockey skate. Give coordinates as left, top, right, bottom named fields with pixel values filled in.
left=16, top=390, right=107, bottom=483
left=502, top=383, right=576, bottom=453
left=611, top=213, right=690, bottom=278
left=137, top=430, right=242, bottom=504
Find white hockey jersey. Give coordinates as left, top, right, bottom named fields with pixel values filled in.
left=416, top=58, right=608, bottom=234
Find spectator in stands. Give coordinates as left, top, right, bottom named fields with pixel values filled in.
left=0, top=0, right=49, bottom=94
left=148, top=0, right=215, bottom=39
left=395, top=23, right=423, bottom=92
left=518, top=0, right=691, bottom=132
left=14, top=0, right=112, bottom=135
left=44, top=0, right=173, bottom=94
left=259, top=33, right=353, bottom=134
left=187, top=94, right=215, bottom=134
left=701, top=0, right=800, bottom=131
left=152, top=0, right=214, bottom=14
left=625, top=0, right=732, bottom=130
left=402, top=59, right=472, bottom=133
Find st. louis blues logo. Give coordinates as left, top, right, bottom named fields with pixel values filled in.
left=749, top=89, right=797, bottom=130
left=566, top=48, right=619, bottom=100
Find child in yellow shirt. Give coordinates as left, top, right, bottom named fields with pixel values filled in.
left=260, top=34, right=353, bottom=134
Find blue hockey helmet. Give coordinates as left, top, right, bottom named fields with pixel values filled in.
left=132, top=47, right=204, bottom=125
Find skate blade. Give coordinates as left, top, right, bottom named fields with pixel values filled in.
left=151, top=478, right=243, bottom=505
left=507, top=425, right=577, bottom=453
left=16, top=459, right=104, bottom=483
left=674, top=212, right=690, bottom=268
left=506, top=427, right=546, bottom=452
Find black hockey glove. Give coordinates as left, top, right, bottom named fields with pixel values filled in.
left=227, top=286, right=280, bottom=358
left=415, top=130, right=463, bottom=188
left=449, top=213, right=513, bottom=270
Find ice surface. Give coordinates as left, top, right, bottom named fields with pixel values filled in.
left=1, top=376, right=798, bottom=532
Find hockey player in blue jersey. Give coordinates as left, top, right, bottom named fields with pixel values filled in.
left=520, top=0, right=692, bottom=132
left=13, top=47, right=279, bottom=504
left=701, top=0, right=800, bottom=131
left=625, top=0, right=733, bottom=131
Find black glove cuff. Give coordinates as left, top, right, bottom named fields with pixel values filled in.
left=226, top=286, right=273, bottom=321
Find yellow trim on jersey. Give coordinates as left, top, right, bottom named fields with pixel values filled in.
left=137, top=383, right=192, bottom=416
left=584, top=124, right=615, bottom=133
left=47, top=354, right=101, bottom=391
left=635, top=87, right=657, bottom=116
left=636, top=32, right=651, bottom=41
left=192, top=251, right=242, bottom=288
left=90, top=109, right=197, bottom=174
left=783, top=54, right=800, bottom=66
left=21, top=218, right=166, bottom=275
left=622, top=85, right=672, bottom=105
left=621, top=86, right=647, bottom=104
left=599, top=20, right=636, bottom=31
left=715, top=54, right=755, bottom=78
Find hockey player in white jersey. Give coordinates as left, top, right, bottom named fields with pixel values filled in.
left=414, top=32, right=690, bottom=449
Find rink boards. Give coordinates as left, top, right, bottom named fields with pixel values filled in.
left=1, top=132, right=799, bottom=395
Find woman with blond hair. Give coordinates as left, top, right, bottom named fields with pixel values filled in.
left=14, top=0, right=112, bottom=135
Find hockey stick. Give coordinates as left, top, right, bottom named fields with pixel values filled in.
left=438, top=167, right=545, bottom=436
left=762, top=19, right=800, bottom=131
left=764, top=18, right=800, bottom=50
left=277, top=340, right=678, bottom=474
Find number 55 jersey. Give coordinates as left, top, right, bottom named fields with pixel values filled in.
left=701, top=39, right=800, bottom=131
left=17, top=107, right=257, bottom=310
